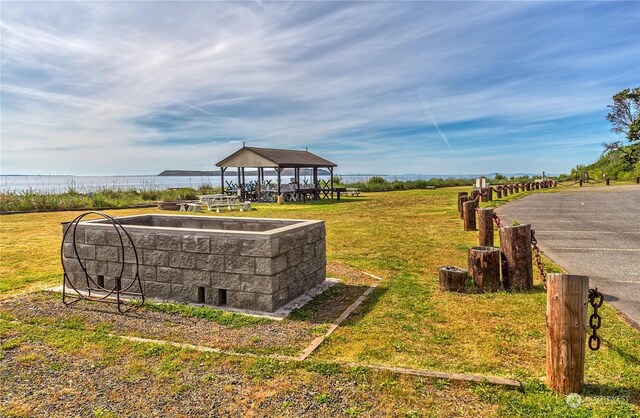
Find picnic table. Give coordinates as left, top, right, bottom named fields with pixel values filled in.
left=197, top=194, right=249, bottom=212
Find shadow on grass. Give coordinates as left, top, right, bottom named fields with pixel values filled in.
left=289, top=282, right=387, bottom=325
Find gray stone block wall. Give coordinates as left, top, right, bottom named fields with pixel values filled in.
left=61, top=214, right=326, bottom=312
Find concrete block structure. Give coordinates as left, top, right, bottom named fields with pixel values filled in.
left=62, top=214, right=326, bottom=312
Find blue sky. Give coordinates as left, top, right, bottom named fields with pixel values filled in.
left=1, top=1, right=638, bottom=175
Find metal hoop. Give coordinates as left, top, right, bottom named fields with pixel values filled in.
left=61, top=211, right=144, bottom=313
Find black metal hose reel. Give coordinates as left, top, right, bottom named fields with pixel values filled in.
left=60, top=211, right=144, bottom=313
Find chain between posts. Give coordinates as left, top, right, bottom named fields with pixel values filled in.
left=530, top=229, right=548, bottom=290
left=588, top=288, right=604, bottom=351
left=469, top=182, right=603, bottom=351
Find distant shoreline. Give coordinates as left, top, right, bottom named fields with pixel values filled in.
left=1, top=172, right=542, bottom=177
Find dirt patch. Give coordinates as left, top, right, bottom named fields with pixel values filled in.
left=0, top=262, right=378, bottom=356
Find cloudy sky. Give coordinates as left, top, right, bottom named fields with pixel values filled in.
left=1, top=1, right=638, bottom=175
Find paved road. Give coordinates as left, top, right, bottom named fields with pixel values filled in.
left=495, top=185, right=640, bottom=328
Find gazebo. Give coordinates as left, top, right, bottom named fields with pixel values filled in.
left=216, top=146, right=339, bottom=201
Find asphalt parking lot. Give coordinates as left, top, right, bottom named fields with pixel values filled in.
left=495, top=185, right=640, bottom=328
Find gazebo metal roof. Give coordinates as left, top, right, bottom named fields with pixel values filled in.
left=216, top=146, right=337, bottom=168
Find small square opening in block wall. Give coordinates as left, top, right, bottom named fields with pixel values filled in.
left=217, top=289, right=227, bottom=306
left=97, top=275, right=104, bottom=288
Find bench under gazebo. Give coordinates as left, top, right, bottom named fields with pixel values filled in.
left=216, top=146, right=341, bottom=202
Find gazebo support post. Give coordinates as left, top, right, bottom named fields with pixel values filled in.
left=313, top=167, right=318, bottom=199
left=329, top=167, right=334, bottom=199
left=220, top=167, right=226, bottom=194
left=276, top=168, right=282, bottom=196
left=236, top=168, right=241, bottom=192
left=257, top=167, right=262, bottom=202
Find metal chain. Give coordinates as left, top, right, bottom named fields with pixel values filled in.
left=492, top=211, right=503, bottom=229
left=481, top=201, right=604, bottom=352
left=588, top=288, right=604, bottom=351
left=530, top=229, right=548, bottom=290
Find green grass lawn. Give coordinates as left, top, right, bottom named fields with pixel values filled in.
left=1, top=187, right=639, bottom=417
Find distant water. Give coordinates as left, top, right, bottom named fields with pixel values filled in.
left=0, top=174, right=479, bottom=194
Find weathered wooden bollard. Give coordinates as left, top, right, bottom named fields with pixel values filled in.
left=496, top=187, right=502, bottom=199
left=439, top=266, right=468, bottom=292
left=458, top=196, right=470, bottom=220
left=636, top=177, right=640, bottom=184
left=605, top=178, right=610, bottom=186
left=481, top=188, right=490, bottom=202
left=546, top=273, right=589, bottom=394
left=500, top=224, right=533, bottom=290
left=526, top=183, right=531, bottom=191
left=579, top=179, right=583, bottom=187
left=478, top=208, right=494, bottom=247
left=468, top=246, right=501, bottom=292
left=471, top=189, right=480, bottom=200
left=463, top=200, right=477, bottom=231
left=457, top=192, right=469, bottom=213
left=487, top=187, right=493, bottom=201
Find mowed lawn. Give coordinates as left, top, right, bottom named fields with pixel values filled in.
left=1, top=188, right=639, bottom=417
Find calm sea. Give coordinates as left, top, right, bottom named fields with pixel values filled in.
left=0, top=174, right=475, bottom=194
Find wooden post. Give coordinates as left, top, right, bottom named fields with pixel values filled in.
left=478, top=208, right=494, bottom=247
left=220, top=167, right=226, bottom=194
left=636, top=177, right=639, bottom=184
left=277, top=168, right=282, bottom=195
left=487, top=187, right=493, bottom=201
left=457, top=192, right=468, bottom=213
left=546, top=273, right=589, bottom=394
left=459, top=196, right=470, bottom=220
left=329, top=167, right=334, bottom=199
left=438, top=266, right=468, bottom=292
left=579, top=179, right=583, bottom=187
left=496, top=187, right=502, bottom=199
left=500, top=224, right=533, bottom=290
left=481, top=187, right=492, bottom=202
left=468, top=246, right=501, bottom=292
left=471, top=189, right=480, bottom=200
left=463, top=200, right=476, bottom=231
left=605, top=178, right=610, bottom=186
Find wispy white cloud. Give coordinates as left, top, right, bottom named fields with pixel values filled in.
left=1, top=1, right=638, bottom=174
